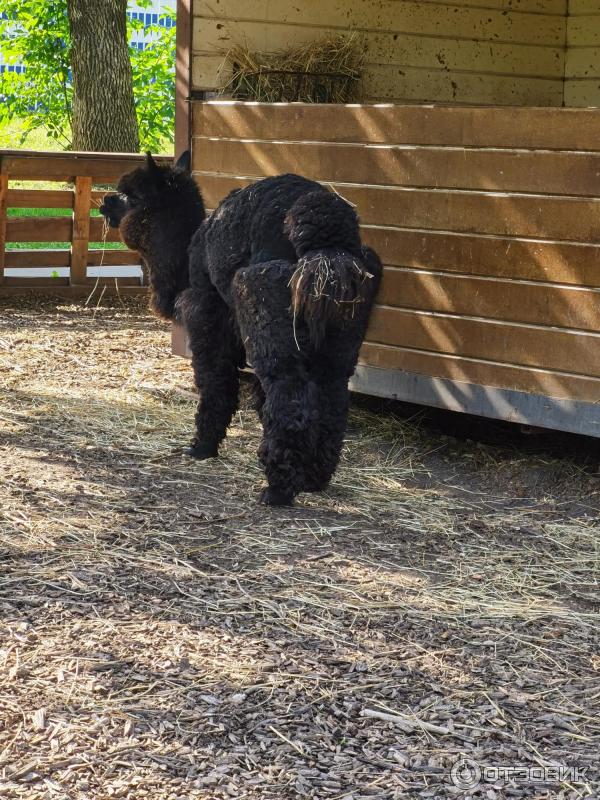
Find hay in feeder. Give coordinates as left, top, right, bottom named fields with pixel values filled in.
left=220, top=34, right=365, bottom=103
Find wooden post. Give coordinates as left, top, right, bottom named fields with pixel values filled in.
left=175, top=0, right=192, bottom=158
left=0, top=173, right=8, bottom=286
left=70, top=175, right=92, bottom=285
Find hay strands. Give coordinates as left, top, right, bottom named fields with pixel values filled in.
left=221, top=34, right=365, bottom=103
left=361, top=708, right=453, bottom=736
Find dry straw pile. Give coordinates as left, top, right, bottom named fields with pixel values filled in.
left=220, top=34, right=365, bottom=103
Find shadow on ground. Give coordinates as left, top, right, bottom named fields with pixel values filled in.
left=1, top=297, right=598, bottom=799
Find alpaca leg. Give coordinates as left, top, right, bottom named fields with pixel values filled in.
left=178, top=285, right=242, bottom=459
left=233, top=261, right=318, bottom=505
left=249, top=374, right=266, bottom=422
left=190, top=351, right=239, bottom=459
left=257, top=371, right=319, bottom=506
left=304, top=375, right=350, bottom=491
left=305, top=323, right=364, bottom=491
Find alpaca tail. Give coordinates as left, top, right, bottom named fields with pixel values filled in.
left=285, top=191, right=379, bottom=346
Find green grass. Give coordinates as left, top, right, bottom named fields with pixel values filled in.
left=0, top=117, right=173, bottom=155
left=0, top=118, right=63, bottom=151
left=9, top=208, right=103, bottom=216
left=6, top=206, right=127, bottom=251
left=1, top=117, right=167, bottom=252
left=8, top=208, right=72, bottom=217
left=7, top=243, right=126, bottom=251
left=1, top=116, right=173, bottom=194
left=2, top=119, right=69, bottom=191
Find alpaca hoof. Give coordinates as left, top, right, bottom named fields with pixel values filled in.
left=260, top=487, right=294, bottom=507
left=186, top=442, right=218, bottom=460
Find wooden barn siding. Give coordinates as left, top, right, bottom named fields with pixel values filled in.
left=191, top=0, right=567, bottom=106
left=565, top=0, right=600, bottom=107
left=191, top=102, right=600, bottom=405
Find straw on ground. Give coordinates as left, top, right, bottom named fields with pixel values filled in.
left=0, top=296, right=598, bottom=799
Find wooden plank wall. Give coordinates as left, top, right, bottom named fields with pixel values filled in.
left=192, top=0, right=568, bottom=106
left=191, top=102, right=600, bottom=405
left=565, top=0, right=600, bottom=107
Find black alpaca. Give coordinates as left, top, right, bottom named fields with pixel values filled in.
left=182, top=185, right=382, bottom=505
left=102, top=153, right=382, bottom=505
left=100, top=151, right=205, bottom=320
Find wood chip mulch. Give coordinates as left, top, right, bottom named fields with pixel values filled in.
left=1, top=297, right=598, bottom=800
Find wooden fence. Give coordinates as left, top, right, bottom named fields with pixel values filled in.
left=0, top=150, right=168, bottom=295
left=180, top=101, right=600, bottom=436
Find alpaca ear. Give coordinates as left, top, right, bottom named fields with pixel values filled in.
left=175, top=150, right=191, bottom=173
left=146, top=152, right=160, bottom=172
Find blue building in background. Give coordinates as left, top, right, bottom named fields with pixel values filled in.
left=0, top=1, right=174, bottom=75
left=129, top=1, right=175, bottom=50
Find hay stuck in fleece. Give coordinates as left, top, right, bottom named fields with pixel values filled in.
left=289, top=251, right=375, bottom=346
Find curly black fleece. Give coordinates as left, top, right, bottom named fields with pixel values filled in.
left=100, top=152, right=205, bottom=320
left=102, top=156, right=382, bottom=506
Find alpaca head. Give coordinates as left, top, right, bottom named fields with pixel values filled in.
left=100, top=150, right=204, bottom=322
left=100, top=151, right=202, bottom=251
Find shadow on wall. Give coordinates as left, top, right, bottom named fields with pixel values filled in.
left=189, top=102, right=600, bottom=426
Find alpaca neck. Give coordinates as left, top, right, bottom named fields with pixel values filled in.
left=144, top=248, right=190, bottom=322
left=138, top=197, right=204, bottom=322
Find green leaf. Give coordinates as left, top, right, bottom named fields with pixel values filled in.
left=4, top=1, right=176, bottom=153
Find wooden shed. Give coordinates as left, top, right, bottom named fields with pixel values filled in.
left=172, top=0, right=600, bottom=437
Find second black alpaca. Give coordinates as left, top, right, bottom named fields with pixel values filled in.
left=102, top=154, right=382, bottom=506
left=100, top=151, right=205, bottom=320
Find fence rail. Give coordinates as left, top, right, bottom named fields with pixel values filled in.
left=0, top=150, right=169, bottom=295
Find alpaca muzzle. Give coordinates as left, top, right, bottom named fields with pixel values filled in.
left=100, top=193, right=128, bottom=229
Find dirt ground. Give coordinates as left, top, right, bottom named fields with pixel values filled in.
left=1, top=296, right=598, bottom=800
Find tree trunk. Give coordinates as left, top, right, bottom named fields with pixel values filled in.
left=67, top=0, right=139, bottom=152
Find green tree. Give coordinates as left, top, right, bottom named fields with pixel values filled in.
left=129, top=10, right=176, bottom=153
left=0, top=0, right=175, bottom=152
left=0, top=0, right=72, bottom=147
left=67, top=0, right=139, bottom=152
